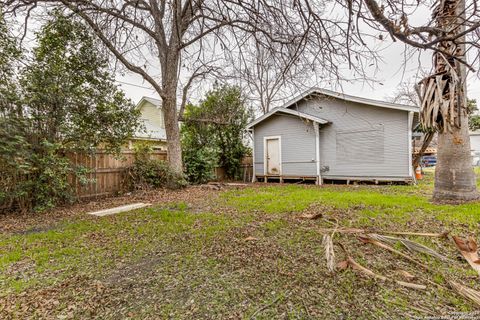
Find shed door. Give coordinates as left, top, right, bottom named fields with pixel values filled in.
left=266, top=138, right=281, bottom=175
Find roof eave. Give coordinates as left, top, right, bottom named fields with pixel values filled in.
left=135, top=97, right=162, bottom=110
left=283, top=87, right=419, bottom=113
left=246, top=107, right=329, bottom=129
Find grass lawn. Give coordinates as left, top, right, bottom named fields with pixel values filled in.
left=1, top=170, right=480, bottom=319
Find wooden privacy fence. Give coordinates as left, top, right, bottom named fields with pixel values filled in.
left=67, top=150, right=167, bottom=198
left=240, top=156, right=253, bottom=182
left=212, top=156, right=253, bottom=182
left=68, top=151, right=252, bottom=198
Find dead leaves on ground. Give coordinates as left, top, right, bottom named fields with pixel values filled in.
left=0, top=275, right=117, bottom=319
left=0, top=186, right=221, bottom=234
left=307, top=211, right=480, bottom=309
left=239, top=210, right=480, bottom=310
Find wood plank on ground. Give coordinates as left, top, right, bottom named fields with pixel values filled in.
left=87, top=203, right=151, bottom=217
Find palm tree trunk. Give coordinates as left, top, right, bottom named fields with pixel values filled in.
left=434, top=114, right=478, bottom=201
left=432, top=0, right=478, bottom=202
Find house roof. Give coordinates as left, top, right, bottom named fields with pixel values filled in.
left=283, top=87, right=419, bottom=113
left=136, top=96, right=161, bottom=109
left=246, top=107, right=329, bottom=129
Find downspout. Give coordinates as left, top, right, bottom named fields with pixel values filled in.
left=251, top=128, right=256, bottom=183
left=408, top=111, right=414, bottom=179
left=314, top=122, right=322, bottom=185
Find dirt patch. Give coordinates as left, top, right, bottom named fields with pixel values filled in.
left=0, top=185, right=231, bottom=234
left=104, top=251, right=167, bottom=287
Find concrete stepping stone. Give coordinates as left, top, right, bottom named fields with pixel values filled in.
left=87, top=203, right=151, bottom=217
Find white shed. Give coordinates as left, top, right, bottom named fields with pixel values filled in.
left=247, top=88, right=419, bottom=184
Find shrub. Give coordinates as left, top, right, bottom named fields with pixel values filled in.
left=181, top=85, right=252, bottom=184
left=28, top=141, right=77, bottom=211
left=183, top=147, right=217, bottom=184
left=125, top=144, right=187, bottom=190
left=0, top=135, right=87, bottom=212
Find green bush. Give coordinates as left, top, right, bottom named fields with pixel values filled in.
left=28, top=141, right=77, bottom=211
left=0, top=135, right=87, bottom=212
left=181, top=85, right=252, bottom=184
left=183, top=147, right=217, bottom=184
left=125, top=144, right=187, bottom=190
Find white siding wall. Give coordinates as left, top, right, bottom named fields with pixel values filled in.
left=293, top=96, right=410, bottom=178
left=141, top=102, right=165, bottom=129
left=471, top=134, right=480, bottom=152
left=135, top=101, right=167, bottom=140
left=254, top=115, right=317, bottom=176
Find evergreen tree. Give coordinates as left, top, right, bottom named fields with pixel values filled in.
left=182, top=85, right=252, bottom=183
left=22, top=12, right=140, bottom=153
left=1, top=12, right=141, bottom=211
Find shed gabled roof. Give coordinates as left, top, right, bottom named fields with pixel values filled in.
left=283, top=87, right=419, bottom=113
left=246, top=107, right=329, bottom=129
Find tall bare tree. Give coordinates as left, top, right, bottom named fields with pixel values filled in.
left=236, top=41, right=290, bottom=114
left=4, top=0, right=376, bottom=174
left=389, top=82, right=420, bottom=106
left=233, top=40, right=315, bottom=114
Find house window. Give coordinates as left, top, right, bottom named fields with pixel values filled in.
left=336, top=129, right=384, bottom=163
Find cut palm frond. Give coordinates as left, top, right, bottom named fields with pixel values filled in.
left=449, top=281, right=480, bottom=308
left=322, top=234, right=335, bottom=273
left=340, top=256, right=426, bottom=290
left=367, top=233, right=449, bottom=262
left=452, top=236, right=480, bottom=277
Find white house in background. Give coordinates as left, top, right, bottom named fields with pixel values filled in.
left=130, top=97, right=167, bottom=150
left=471, top=131, right=480, bottom=152
left=471, top=131, right=480, bottom=166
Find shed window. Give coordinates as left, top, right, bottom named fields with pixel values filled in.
left=336, top=129, right=384, bottom=163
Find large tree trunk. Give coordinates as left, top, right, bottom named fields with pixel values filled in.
left=162, top=94, right=183, bottom=174
left=432, top=0, right=478, bottom=202
left=434, top=115, right=478, bottom=201
left=161, top=49, right=183, bottom=174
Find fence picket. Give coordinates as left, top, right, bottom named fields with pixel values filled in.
left=70, top=150, right=167, bottom=198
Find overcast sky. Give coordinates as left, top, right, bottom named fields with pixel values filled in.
left=11, top=3, right=479, bottom=109
left=117, top=40, right=480, bottom=109
left=115, top=3, right=480, bottom=110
